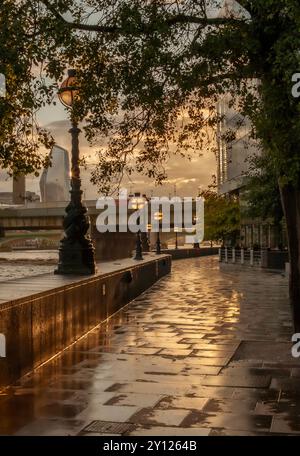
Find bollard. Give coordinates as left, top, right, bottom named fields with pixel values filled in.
left=218, top=248, right=222, bottom=262
left=241, top=248, right=244, bottom=265
left=225, top=247, right=228, bottom=263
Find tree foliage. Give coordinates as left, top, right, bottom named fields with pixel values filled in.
left=200, top=189, right=240, bottom=245
left=1, top=0, right=300, bottom=192
left=243, top=154, right=284, bottom=226
left=0, top=0, right=73, bottom=174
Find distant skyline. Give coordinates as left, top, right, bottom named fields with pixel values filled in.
left=1, top=96, right=217, bottom=199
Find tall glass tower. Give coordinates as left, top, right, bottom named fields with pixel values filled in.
left=40, top=145, right=71, bottom=202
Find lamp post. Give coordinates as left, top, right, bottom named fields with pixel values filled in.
left=141, top=195, right=150, bottom=252
left=147, top=223, right=152, bottom=250
left=131, top=195, right=146, bottom=261
left=193, top=215, right=200, bottom=249
left=55, top=69, right=96, bottom=275
left=154, top=211, right=163, bottom=254
left=174, top=226, right=179, bottom=250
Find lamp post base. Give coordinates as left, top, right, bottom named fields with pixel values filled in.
left=156, top=237, right=161, bottom=255
left=55, top=239, right=96, bottom=275
left=55, top=198, right=96, bottom=275
left=134, top=232, right=144, bottom=261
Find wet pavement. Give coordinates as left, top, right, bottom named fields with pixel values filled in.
left=0, top=256, right=299, bottom=436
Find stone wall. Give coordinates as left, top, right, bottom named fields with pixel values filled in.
left=261, top=250, right=289, bottom=270
left=91, top=228, right=136, bottom=261
left=161, top=247, right=219, bottom=260
left=0, top=255, right=171, bottom=388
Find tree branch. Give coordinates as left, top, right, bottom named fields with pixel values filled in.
left=40, top=0, right=119, bottom=32
left=165, top=14, right=245, bottom=27
left=40, top=1, right=246, bottom=34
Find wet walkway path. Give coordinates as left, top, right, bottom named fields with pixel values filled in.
left=1, top=257, right=299, bottom=436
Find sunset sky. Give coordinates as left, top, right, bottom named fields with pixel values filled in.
left=0, top=98, right=217, bottom=199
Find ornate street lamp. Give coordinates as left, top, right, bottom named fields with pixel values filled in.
left=131, top=195, right=146, bottom=261
left=55, top=69, right=96, bottom=275
left=154, top=211, right=163, bottom=254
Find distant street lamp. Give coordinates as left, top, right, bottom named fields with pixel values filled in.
left=193, top=215, right=200, bottom=249
left=131, top=195, right=146, bottom=260
left=174, top=226, right=179, bottom=250
left=154, top=211, right=163, bottom=254
left=147, top=223, right=152, bottom=250
left=55, top=69, right=96, bottom=275
left=141, top=195, right=150, bottom=252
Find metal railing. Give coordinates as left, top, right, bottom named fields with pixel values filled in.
left=219, top=247, right=262, bottom=267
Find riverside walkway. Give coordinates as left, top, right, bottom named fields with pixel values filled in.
left=0, top=256, right=299, bottom=436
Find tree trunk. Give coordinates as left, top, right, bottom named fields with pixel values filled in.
left=280, top=182, right=300, bottom=332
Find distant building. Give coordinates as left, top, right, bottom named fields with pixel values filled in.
left=40, top=145, right=70, bottom=202
left=0, top=192, right=13, bottom=205
left=216, top=95, right=258, bottom=196
left=13, top=174, right=25, bottom=204
left=216, top=94, right=284, bottom=249
left=0, top=190, right=39, bottom=205
left=216, top=5, right=255, bottom=196
left=215, top=2, right=273, bottom=247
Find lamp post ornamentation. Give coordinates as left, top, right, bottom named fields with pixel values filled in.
left=55, top=69, right=96, bottom=275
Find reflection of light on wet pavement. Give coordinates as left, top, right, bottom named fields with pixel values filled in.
left=0, top=257, right=298, bottom=436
